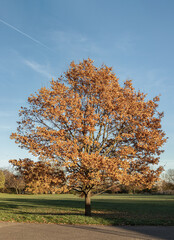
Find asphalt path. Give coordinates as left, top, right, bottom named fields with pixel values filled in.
left=0, top=222, right=174, bottom=240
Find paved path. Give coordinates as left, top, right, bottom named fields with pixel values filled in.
left=0, top=222, right=174, bottom=240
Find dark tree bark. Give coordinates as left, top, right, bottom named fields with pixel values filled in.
left=85, top=191, right=91, bottom=216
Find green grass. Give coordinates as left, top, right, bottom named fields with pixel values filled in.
left=0, top=193, right=174, bottom=226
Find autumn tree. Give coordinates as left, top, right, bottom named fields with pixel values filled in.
left=11, top=59, right=167, bottom=216
left=0, top=170, right=5, bottom=190
left=9, top=159, right=66, bottom=194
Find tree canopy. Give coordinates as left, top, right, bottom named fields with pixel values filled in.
left=11, top=59, right=167, bottom=215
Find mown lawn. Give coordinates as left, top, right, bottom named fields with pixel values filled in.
left=0, top=193, right=174, bottom=225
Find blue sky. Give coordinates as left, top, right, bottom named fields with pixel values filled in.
left=0, top=0, right=173, bottom=170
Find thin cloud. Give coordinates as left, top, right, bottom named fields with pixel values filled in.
left=114, top=32, right=135, bottom=54
left=24, top=59, right=55, bottom=79
left=53, top=30, right=87, bottom=44
left=0, top=125, right=11, bottom=131
left=0, top=18, right=50, bottom=50
left=50, top=30, right=104, bottom=56
left=0, top=111, right=15, bottom=117
left=0, top=97, right=25, bottom=104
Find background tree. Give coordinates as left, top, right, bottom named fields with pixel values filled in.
left=11, top=59, right=167, bottom=216
left=0, top=170, right=5, bottom=190
left=2, top=168, right=25, bottom=194
left=9, top=159, right=67, bottom=194
left=164, top=169, right=174, bottom=184
left=12, top=175, right=25, bottom=194
left=156, top=169, right=174, bottom=194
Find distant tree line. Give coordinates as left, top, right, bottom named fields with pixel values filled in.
left=106, top=168, right=174, bottom=194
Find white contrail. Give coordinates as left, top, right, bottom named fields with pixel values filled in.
left=0, top=18, right=50, bottom=50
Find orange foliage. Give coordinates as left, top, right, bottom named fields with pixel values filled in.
left=11, top=59, right=167, bottom=196
left=9, top=159, right=67, bottom=194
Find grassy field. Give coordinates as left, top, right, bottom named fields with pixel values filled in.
left=0, top=193, right=174, bottom=226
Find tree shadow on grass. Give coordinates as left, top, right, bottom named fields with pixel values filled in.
left=0, top=199, right=38, bottom=211
left=1, top=198, right=84, bottom=210
left=1, top=196, right=174, bottom=214
left=0, top=203, right=17, bottom=210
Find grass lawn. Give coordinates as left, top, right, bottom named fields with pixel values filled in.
left=0, top=193, right=174, bottom=226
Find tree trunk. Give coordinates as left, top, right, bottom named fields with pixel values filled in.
left=85, top=191, right=91, bottom=216
left=16, top=188, right=19, bottom=194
